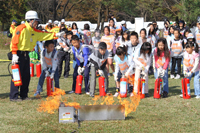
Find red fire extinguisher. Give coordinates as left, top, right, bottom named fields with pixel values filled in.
left=154, top=78, right=162, bottom=99
left=138, top=78, right=145, bottom=99
left=99, top=76, right=106, bottom=96
left=36, top=63, right=41, bottom=77
left=46, top=76, right=54, bottom=96
left=12, top=64, right=22, bottom=86
left=30, top=63, right=34, bottom=77
left=120, top=76, right=127, bottom=98
left=181, top=78, right=190, bottom=99
left=75, top=75, right=83, bottom=94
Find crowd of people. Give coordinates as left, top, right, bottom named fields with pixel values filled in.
left=8, top=10, right=200, bottom=101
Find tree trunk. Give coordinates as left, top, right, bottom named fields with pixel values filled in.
left=100, top=4, right=105, bottom=32
left=97, top=3, right=102, bottom=29
left=1, top=22, right=4, bottom=31
left=53, top=0, right=57, bottom=21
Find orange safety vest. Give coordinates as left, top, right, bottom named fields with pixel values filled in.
left=171, top=40, right=182, bottom=55
left=156, top=57, right=166, bottom=68
left=196, top=33, right=200, bottom=48
left=101, top=35, right=114, bottom=51
left=138, top=57, right=147, bottom=67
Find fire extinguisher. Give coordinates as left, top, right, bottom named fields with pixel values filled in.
left=120, top=76, right=127, bottom=98
left=75, top=75, right=83, bottom=94
left=181, top=78, right=190, bottom=99
left=46, top=76, right=54, bottom=96
left=30, top=63, right=34, bottom=77
left=11, top=64, right=22, bottom=86
left=154, top=78, right=162, bottom=99
left=99, top=76, right=106, bottom=96
left=36, top=63, right=41, bottom=77
left=138, top=72, right=145, bottom=99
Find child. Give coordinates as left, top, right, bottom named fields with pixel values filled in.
left=183, top=29, right=191, bottom=45
left=120, top=30, right=130, bottom=47
left=163, top=20, right=170, bottom=39
left=71, top=22, right=82, bottom=39
left=167, top=26, right=175, bottom=49
left=179, top=20, right=186, bottom=36
left=153, top=38, right=170, bottom=98
left=139, top=28, right=151, bottom=45
left=56, top=29, right=72, bottom=78
left=147, top=23, right=157, bottom=49
left=34, top=40, right=59, bottom=96
left=91, top=29, right=101, bottom=49
left=69, top=35, right=93, bottom=95
left=109, top=18, right=116, bottom=35
left=134, top=42, right=152, bottom=97
left=82, top=23, right=92, bottom=45
left=127, top=31, right=141, bottom=56
left=89, top=42, right=109, bottom=97
left=194, top=20, right=200, bottom=49
left=101, top=26, right=115, bottom=76
left=182, top=41, right=200, bottom=98
left=113, top=26, right=123, bottom=54
left=170, top=29, right=184, bottom=79
left=113, top=46, right=135, bottom=97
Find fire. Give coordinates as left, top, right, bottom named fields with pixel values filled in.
left=37, top=88, right=80, bottom=114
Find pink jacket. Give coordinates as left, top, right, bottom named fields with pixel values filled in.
left=154, top=48, right=170, bottom=70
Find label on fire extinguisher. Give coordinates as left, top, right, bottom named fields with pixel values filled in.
left=120, top=81, right=127, bottom=94
left=187, top=83, right=190, bottom=95
left=12, top=69, right=20, bottom=81
left=159, top=81, right=162, bottom=95
left=142, top=81, right=145, bottom=94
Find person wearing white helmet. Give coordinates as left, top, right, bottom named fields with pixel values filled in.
left=21, top=21, right=25, bottom=24
left=44, top=20, right=53, bottom=31
left=121, top=20, right=127, bottom=32
left=59, top=19, right=68, bottom=29
left=9, top=10, right=64, bottom=102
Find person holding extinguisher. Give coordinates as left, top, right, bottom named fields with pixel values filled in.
left=89, top=42, right=109, bottom=97
left=68, top=35, right=94, bottom=95
left=10, top=10, right=64, bottom=102
left=153, top=38, right=170, bottom=98
left=182, top=41, right=200, bottom=99
left=34, top=40, right=59, bottom=96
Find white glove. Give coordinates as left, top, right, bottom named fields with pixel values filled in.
left=45, top=70, right=50, bottom=77
left=157, top=67, right=163, bottom=77
left=184, top=71, right=187, bottom=77
left=160, top=69, right=165, bottom=78
left=50, top=72, right=54, bottom=79
left=125, top=71, right=129, bottom=78
left=78, top=67, right=82, bottom=75
left=98, top=70, right=104, bottom=77
left=12, top=54, right=19, bottom=64
left=139, top=64, right=145, bottom=71
left=64, top=47, right=69, bottom=52
left=186, top=72, right=192, bottom=77
left=56, top=31, right=65, bottom=37
left=81, top=67, right=85, bottom=73
left=68, top=48, right=73, bottom=54
left=56, top=45, right=62, bottom=50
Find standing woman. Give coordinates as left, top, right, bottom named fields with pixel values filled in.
left=109, top=18, right=116, bottom=35
left=101, top=26, right=115, bottom=76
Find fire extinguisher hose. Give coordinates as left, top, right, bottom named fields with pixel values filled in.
left=8, top=62, right=12, bottom=78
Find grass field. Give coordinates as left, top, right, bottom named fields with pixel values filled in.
left=0, top=49, right=200, bottom=133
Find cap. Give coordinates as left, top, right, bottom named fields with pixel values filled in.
left=61, top=19, right=65, bottom=23
left=121, top=20, right=126, bottom=25
left=187, top=33, right=194, bottom=39
left=12, top=20, right=17, bottom=23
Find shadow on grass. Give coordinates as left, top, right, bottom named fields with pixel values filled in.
left=0, top=74, right=11, bottom=77
left=0, top=93, right=10, bottom=99
left=125, top=116, right=135, bottom=120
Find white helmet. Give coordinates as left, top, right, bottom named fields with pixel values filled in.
left=61, top=19, right=65, bottom=23
left=121, top=20, right=126, bottom=25
left=54, top=20, right=59, bottom=25
left=25, top=10, right=39, bottom=20
left=48, top=20, right=52, bottom=24
left=21, top=21, right=25, bottom=24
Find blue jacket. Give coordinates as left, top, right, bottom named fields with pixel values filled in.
left=72, top=43, right=91, bottom=67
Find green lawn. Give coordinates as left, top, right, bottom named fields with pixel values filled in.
left=0, top=49, right=200, bottom=133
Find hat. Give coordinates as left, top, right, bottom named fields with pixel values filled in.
left=187, top=33, right=194, bottom=39
left=12, top=20, right=17, bottom=23
left=121, top=20, right=126, bottom=25
left=21, top=21, right=25, bottom=24
left=48, top=20, right=52, bottom=24
left=54, top=20, right=59, bottom=25
left=98, top=42, right=107, bottom=49
left=61, top=19, right=65, bottom=23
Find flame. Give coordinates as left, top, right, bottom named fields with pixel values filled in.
left=37, top=88, right=80, bottom=114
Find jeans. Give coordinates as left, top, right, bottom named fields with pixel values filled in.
left=183, top=71, right=200, bottom=96
left=35, top=41, right=43, bottom=60
left=37, top=68, right=59, bottom=92
left=154, top=67, right=169, bottom=93
left=171, top=57, right=182, bottom=75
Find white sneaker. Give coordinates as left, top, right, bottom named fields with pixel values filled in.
left=196, top=95, right=200, bottom=99
left=170, top=75, right=175, bottom=79
left=130, top=93, right=134, bottom=97
left=174, top=74, right=180, bottom=79
left=68, top=91, right=74, bottom=94
left=113, top=92, right=119, bottom=97
left=86, top=92, right=90, bottom=95
left=179, top=94, right=183, bottom=97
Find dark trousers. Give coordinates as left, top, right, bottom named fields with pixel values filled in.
left=171, top=57, right=182, bottom=75
left=10, top=51, right=30, bottom=99
left=57, top=51, right=70, bottom=78
left=72, top=64, right=90, bottom=92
